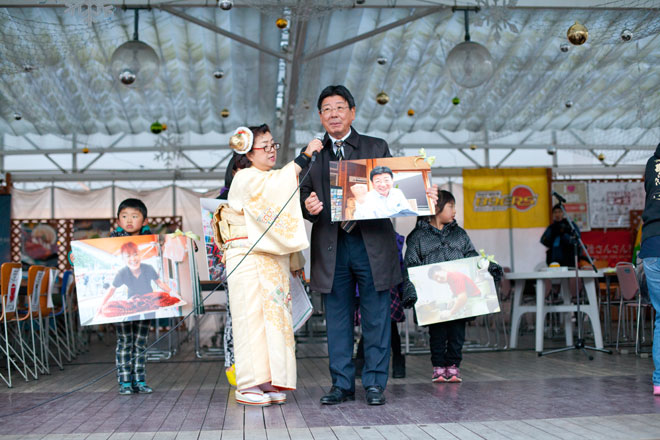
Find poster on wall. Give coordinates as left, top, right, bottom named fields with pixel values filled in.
left=582, top=230, right=632, bottom=268
left=200, top=198, right=226, bottom=281
left=329, top=156, right=434, bottom=222
left=70, top=234, right=193, bottom=326
left=408, top=256, right=500, bottom=326
left=20, top=222, right=59, bottom=267
left=551, top=181, right=590, bottom=231
left=588, top=181, right=644, bottom=228
left=463, top=168, right=550, bottom=229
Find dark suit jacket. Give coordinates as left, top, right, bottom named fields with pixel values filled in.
left=299, top=127, right=403, bottom=293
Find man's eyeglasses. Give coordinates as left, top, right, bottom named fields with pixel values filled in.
left=252, top=143, right=281, bottom=152
left=320, top=105, right=349, bottom=115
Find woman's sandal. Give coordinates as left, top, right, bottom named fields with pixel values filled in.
left=264, top=391, right=287, bottom=404
left=235, top=390, right=272, bottom=406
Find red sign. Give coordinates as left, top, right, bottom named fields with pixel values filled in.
left=581, top=230, right=632, bottom=268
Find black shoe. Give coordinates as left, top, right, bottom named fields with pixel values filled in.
left=132, top=381, right=153, bottom=394
left=320, top=386, right=355, bottom=405
left=354, top=357, right=364, bottom=377
left=365, top=385, right=386, bottom=405
left=118, top=383, right=134, bottom=395
left=392, top=355, right=406, bottom=378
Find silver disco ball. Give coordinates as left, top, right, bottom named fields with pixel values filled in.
left=110, top=40, right=160, bottom=88
left=119, top=69, right=136, bottom=85
left=446, top=41, right=494, bottom=88
left=218, top=0, right=233, bottom=10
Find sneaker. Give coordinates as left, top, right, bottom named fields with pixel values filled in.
left=118, top=382, right=133, bottom=395
left=132, top=381, right=153, bottom=394
left=432, top=367, right=447, bottom=383
left=654, top=385, right=660, bottom=396
left=445, top=365, right=462, bottom=383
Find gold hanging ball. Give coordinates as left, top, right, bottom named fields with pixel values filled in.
left=376, top=91, right=389, bottom=105
left=598, top=153, right=605, bottom=161
left=276, top=18, right=288, bottom=29
left=407, top=109, right=415, bottom=116
left=162, top=123, right=167, bottom=131
left=567, top=21, right=588, bottom=46
left=221, top=108, right=230, bottom=118
left=470, top=144, right=477, bottom=150
left=82, top=146, right=90, bottom=154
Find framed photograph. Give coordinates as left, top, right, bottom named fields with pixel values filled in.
left=329, top=156, right=434, bottom=222
left=71, top=234, right=191, bottom=325
left=200, top=198, right=226, bottom=281
left=408, top=256, right=500, bottom=326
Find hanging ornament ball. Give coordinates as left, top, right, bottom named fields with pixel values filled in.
left=161, top=123, right=167, bottom=131
left=151, top=121, right=163, bottom=134
left=23, top=64, right=35, bottom=73
left=213, top=69, right=225, bottom=79
left=567, top=21, right=588, bottom=46
left=218, top=0, right=233, bottom=10
left=376, top=56, right=387, bottom=65
left=407, top=109, right=415, bottom=117
left=547, top=146, right=557, bottom=156
left=118, top=68, right=137, bottom=85
left=221, top=108, right=230, bottom=118
left=598, top=153, right=605, bottom=161
left=621, top=29, right=633, bottom=41
left=469, top=144, right=477, bottom=151
left=446, top=41, right=494, bottom=88
left=565, top=100, right=573, bottom=108
left=560, top=43, right=570, bottom=53
left=13, top=112, right=22, bottom=121
left=82, top=146, right=90, bottom=154
left=376, top=91, right=389, bottom=105
left=452, top=96, right=460, bottom=106
left=276, top=18, right=288, bottom=29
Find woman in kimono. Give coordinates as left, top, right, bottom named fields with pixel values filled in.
left=214, top=124, right=322, bottom=406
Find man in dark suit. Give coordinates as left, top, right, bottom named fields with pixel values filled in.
left=300, top=85, right=436, bottom=405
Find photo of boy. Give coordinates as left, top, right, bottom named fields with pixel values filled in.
left=426, top=266, right=482, bottom=321
left=98, top=241, right=172, bottom=314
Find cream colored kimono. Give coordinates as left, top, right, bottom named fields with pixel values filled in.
left=214, top=162, right=307, bottom=390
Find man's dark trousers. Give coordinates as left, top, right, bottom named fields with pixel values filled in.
left=324, top=227, right=391, bottom=393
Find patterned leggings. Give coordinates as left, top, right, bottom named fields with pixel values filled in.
left=115, top=320, right=150, bottom=384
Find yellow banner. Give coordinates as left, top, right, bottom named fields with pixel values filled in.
left=463, top=168, right=550, bottom=229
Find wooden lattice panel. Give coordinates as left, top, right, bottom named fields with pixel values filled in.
left=11, top=219, right=72, bottom=271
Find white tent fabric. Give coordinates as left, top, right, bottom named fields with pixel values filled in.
left=1, top=2, right=658, bottom=183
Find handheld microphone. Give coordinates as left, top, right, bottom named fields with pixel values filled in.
left=311, top=135, right=324, bottom=163
left=552, top=191, right=567, bottom=203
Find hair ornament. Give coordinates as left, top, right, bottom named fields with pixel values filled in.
left=229, top=126, right=253, bottom=154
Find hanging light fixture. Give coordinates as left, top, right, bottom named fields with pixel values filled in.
left=445, top=7, right=494, bottom=89
left=110, top=9, right=160, bottom=88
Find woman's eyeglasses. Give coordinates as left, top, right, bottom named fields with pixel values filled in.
left=252, top=143, right=281, bottom=152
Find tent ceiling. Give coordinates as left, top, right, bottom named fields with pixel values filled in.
left=0, top=0, right=658, bottom=183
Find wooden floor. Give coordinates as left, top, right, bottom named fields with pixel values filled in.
left=1, top=327, right=660, bottom=440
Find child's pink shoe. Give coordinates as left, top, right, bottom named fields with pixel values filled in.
left=653, top=385, right=660, bottom=396
left=432, top=367, right=446, bottom=383
left=445, top=365, right=462, bottom=383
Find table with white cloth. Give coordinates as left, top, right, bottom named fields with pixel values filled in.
left=507, top=270, right=604, bottom=352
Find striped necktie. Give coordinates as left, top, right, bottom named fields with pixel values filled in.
left=334, top=140, right=344, bottom=161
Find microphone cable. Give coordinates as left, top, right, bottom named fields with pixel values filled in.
left=0, top=156, right=318, bottom=418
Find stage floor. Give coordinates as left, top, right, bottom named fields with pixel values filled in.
left=1, top=333, right=659, bottom=440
